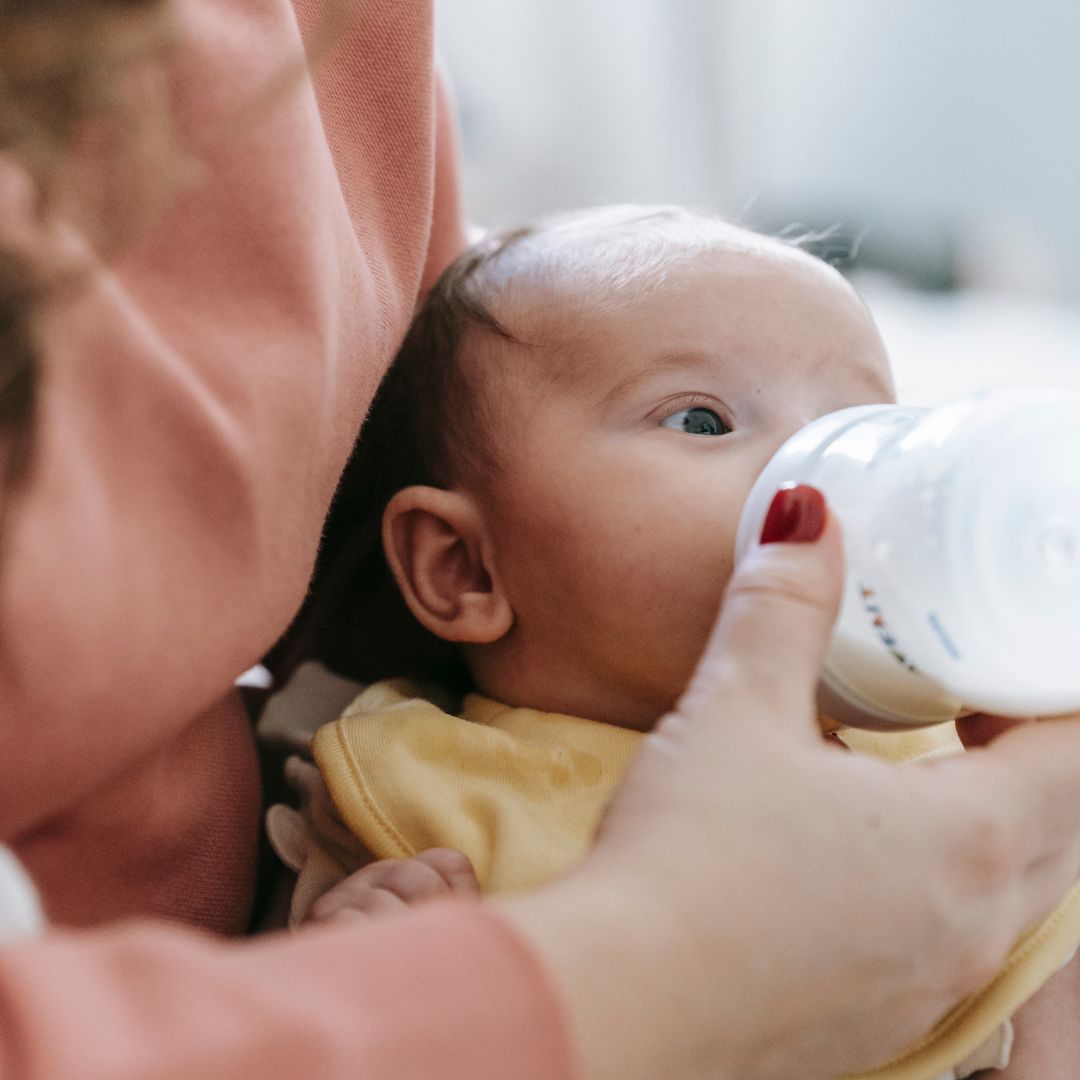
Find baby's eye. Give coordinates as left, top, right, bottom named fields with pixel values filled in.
left=660, top=406, right=731, bottom=436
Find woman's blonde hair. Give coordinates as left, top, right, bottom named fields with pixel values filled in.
left=0, top=0, right=177, bottom=496
left=0, top=0, right=353, bottom=501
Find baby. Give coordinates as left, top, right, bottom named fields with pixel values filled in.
left=268, top=206, right=1058, bottom=1080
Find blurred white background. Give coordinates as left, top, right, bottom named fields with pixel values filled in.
left=435, top=0, right=1080, bottom=403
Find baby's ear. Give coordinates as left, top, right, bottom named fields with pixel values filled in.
left=382, top=486, right=512, bottom=645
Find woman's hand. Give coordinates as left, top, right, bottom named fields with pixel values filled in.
left=500, top=489, right=1080, bottom=1080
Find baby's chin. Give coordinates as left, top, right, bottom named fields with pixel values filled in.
left=530, top=687, right=675, bottom=733
left=586, top=687, right=685, bottom=734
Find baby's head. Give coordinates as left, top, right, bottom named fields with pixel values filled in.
left=364, top=205, right=894, bottom=729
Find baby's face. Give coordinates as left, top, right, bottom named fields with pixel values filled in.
left=468, top=241, right=894, bottom=729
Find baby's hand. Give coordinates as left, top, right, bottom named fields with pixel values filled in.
left=305, top=848, right=479, bottom=924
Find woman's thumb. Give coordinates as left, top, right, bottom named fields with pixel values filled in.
left=679, top=485, right=845, bottom=734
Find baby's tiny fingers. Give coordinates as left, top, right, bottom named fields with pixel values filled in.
left=360, top=855, right=465, bottom=903
left=309, top=882, right=411, bottom=923
left=305, top=851, right=478, bottom=925
left=413, top=848, right=480, bottom=894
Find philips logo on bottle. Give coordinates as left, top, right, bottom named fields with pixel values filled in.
left=926, top=612, right=962, bottom=660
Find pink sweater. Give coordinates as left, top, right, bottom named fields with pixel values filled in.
left=0, top=0, right=576, bottom=1074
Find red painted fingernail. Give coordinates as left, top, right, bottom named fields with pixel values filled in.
left=759, top=483, right=827, bottom=545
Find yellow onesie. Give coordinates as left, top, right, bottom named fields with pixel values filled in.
left=308, top=679, right=1080, bottom=1080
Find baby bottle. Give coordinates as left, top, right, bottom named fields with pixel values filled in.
left=734, top=387, right=1080, bottom=730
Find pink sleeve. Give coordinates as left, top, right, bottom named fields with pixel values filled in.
left=0, top=903, right=578, bottom=1080
left=423, top=58, right=470, bottom=293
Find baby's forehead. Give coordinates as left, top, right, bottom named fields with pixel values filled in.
left=474, top=218, right=827, bottom=363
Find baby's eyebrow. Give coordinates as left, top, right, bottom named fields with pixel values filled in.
left=595, top=350, right=722, bottom=409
